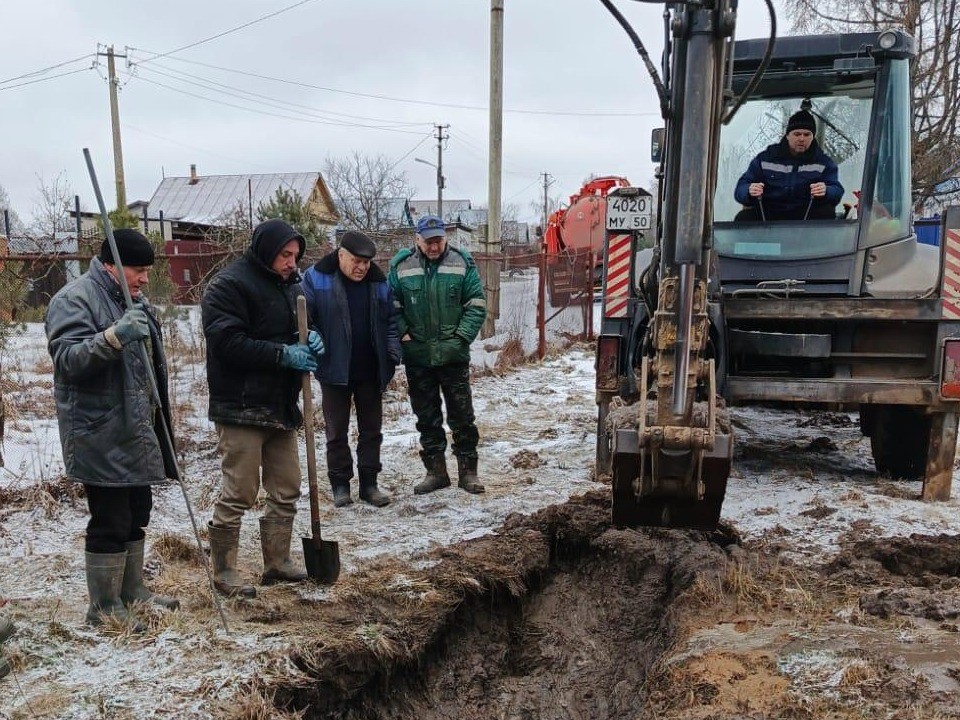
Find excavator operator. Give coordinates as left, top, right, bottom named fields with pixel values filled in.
left=734, top=109, right=844, bottom=222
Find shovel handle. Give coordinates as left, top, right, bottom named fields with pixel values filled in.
left=297, top=296, right=322, bottom=526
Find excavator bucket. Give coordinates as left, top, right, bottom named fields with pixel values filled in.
left=607, top=359, right=734, bottom=531
left=610, top=428, right=732, bottom=531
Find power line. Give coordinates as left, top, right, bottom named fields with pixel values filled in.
left=133, top=60, right=432, bottom=129
left=133, top=0, right=322, bottom=66
left=0, top=66, right=94, bottom=92
left=127, top=49, right=658, bottom=118
left=133, top=75, right=429, bottom=135
left=0, top=53, right=94, bottom=86
left=388, top=134, right=435, bottom=172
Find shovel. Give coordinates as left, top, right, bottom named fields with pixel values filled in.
left=297, top=295, right=341, bottom=583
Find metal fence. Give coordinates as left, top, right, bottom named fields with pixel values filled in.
left=0, top=242, right=598, bottom=482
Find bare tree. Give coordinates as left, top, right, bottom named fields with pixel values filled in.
left=27, top=172, right=74, bottom=248
left=784, top=0, right=960, bottom=210
left=323, top=152, right=415, bottom=231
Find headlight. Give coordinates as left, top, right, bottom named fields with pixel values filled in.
left=878, top=31, right=898, bottom=50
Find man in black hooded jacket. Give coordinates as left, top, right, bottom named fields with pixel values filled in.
left=202, top=219, right=324, bottom=598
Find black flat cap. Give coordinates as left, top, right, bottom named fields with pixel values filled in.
left=340, top=230, right=376, bottom=259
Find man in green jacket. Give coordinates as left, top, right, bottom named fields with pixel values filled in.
left=389, top=215, right=487, bottom=494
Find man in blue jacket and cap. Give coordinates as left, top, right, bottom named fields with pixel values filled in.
left=734, top=109, right=844, bottom=221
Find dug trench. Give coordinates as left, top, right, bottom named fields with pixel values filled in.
left=262, top=489, right=737, bottom=719
left=250, top=486, right=960, bottom=720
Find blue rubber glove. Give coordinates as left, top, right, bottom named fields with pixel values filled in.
left=279, top=344, right=318, bottom=372
left=307, top=330, right=325, bottom=356
left=112, top=308, right=150, bottom=346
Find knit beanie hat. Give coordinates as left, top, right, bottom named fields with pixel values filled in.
left=99, top=228, right=155, bottom=266
left=786, top=110, right=816, bottom=135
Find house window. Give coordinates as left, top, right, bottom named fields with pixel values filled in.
left=183, top=269, right=191, bottom=283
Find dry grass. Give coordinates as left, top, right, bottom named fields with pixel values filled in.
left=684, top=555, right=819, bottom=617
left=214, top=682, right=305, bottom=720
left=0, top=477, right=85, bottom=515
left=494, top=336, right=529, bottom=370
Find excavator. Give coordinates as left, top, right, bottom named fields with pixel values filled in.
left=594, top=0, right=960, bottom=530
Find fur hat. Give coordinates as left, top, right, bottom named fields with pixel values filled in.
left=99, top=228, right=155, bottom=266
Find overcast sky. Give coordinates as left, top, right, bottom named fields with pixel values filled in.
left=0, top=0, right=781, bottom=227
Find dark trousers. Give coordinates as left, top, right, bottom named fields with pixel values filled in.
left=321, top=380, right=383, bottom=488
left=406, top=363, right=479, bottom=459
left=84, top=484, right=153, bottom=554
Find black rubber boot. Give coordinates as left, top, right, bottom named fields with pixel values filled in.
left=414, top=453, right=451, bottom=495
left=359, top=470, right=391, bottom=507
left=121, top=539, right=180, bottom=610
left=456, top=455, right=485, bottom=494
left=85, top=551, right=145, bottom=631
left=331, top=483, right=353, bottom=508
left=0, top=617, right=13, bottom=644
left=207, top=522, right=256, bottom=598
left=259, top=517, right=307, bottom=585
left=0, top=616, right=13, bottom=680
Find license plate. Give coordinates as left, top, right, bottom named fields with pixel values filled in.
left=606, top=194, right=653, bottom=231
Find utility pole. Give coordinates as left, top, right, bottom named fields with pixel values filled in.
left=484, top=0, right=505, bottom=338
left=541, top=172, right=553, bottom=237
left=434, top=123, right=449, bottom=218
left=98, top=45, right=128, bottom=210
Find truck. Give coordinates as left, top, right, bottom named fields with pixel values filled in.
left=594, top=0, right=960, bottom=530
left=543, top=176, right=633, bottom=283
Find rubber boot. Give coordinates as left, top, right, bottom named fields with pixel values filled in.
left=359, top=470, right=391, bottom=507
left=259, top=517, right=307, bottom=585
left=0, top=617, right=12, bottom=644
left=207, top=522, right=256, bottom=598
left=121, top=539, right=180, bottom=610
left=331, top=482, right=353, bottom=508
left=85, top=551, right=144, bottom=630
left=456, top=455, right=485, bottom=494
left=414, top=452, right=451, bottom=495
left=0, top=616, right=13, bottom=680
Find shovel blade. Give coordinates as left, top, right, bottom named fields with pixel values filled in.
left=302, top=534, right=340, bottom=584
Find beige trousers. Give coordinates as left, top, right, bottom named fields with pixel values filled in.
left=211, top=423, right=301, bottom=528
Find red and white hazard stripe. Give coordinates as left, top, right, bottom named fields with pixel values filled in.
left=942, top=229, right=960, bottom=320
left=604, top=234, right=631, bottom=318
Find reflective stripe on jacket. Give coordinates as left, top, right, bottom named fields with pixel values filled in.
left=388, top=245, right=486, bottom=368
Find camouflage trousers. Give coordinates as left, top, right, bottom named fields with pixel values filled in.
left=406, top=362, right=479, bottom=459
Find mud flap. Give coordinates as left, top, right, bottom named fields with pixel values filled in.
left=610, top=427, right=731, bottom=531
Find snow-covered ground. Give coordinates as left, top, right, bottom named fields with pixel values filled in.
left=2, top=301, right=960, bottom=717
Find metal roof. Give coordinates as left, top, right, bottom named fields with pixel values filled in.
left=147, top=172, right=327, bottom=226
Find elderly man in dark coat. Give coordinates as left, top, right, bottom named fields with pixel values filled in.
left=302, top=231, right=401, bottom=508
left=46, top=229, right=179, bottom=628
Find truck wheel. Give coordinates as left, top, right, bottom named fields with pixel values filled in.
left=866, top=405, right=931, bottom=480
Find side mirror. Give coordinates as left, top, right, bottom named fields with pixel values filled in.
left=651, top=128, right=665, bottom=164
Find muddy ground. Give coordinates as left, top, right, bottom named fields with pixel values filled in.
left=3, top=332, right=960, bottom=718
left=252, top=492, right=960, bottom=720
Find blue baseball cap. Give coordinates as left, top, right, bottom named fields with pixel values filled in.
left=416, top=214, right=446, bottom=240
